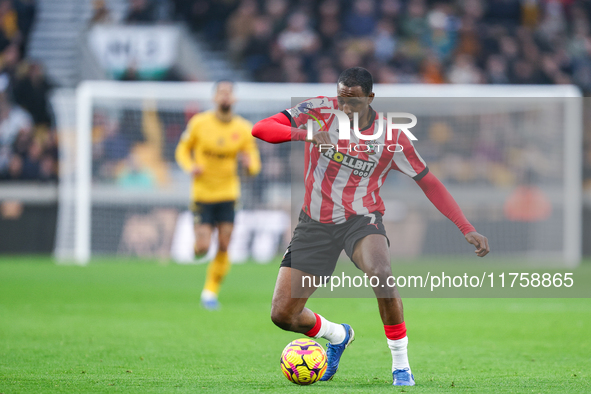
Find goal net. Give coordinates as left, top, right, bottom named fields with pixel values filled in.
left=54, top=82, right=582, bottom=266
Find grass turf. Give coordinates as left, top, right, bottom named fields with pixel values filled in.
left=0, top=257, right=589, bottom=393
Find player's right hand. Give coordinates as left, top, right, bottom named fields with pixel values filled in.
left=305, top=131, right=335, bottom=150
left=191, top=165, right=204, bottom=177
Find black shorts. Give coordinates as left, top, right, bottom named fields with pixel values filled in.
left=280, top=210, right=389, bottom=277
left=191, top=201, right=235, bottom=225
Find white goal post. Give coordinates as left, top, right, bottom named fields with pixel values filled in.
left=58, top=81, right=582, bottom=266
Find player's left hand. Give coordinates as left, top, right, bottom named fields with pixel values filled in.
left=239, top=152, right=251, bottom=169
left=464, top=231, right=489, bottom=257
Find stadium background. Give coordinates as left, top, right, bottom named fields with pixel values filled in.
left=0, top=0, right=590, bottom=259
left=0, top=1, right=590, bottom=393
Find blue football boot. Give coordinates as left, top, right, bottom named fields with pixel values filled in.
left=201, top=297, right=220, bottom=311
left=319, top=324, right=355, bottom=381
left=392, top=368, right=415, bottom=386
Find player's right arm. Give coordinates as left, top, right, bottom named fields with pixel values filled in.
left=252, top=97, right=333, bottom=145
left=175, top=116, right=201, bottom=175
left=252, top=112, right=307, bottom=143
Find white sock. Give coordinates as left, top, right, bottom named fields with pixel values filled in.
left=201, top=289, right=217, bottom=301
left=387, top=336, right=410, bottom=372
left=314, top=314, right=346, bottom=345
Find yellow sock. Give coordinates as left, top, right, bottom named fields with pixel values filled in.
left=203, top=251, right=231, bottom=296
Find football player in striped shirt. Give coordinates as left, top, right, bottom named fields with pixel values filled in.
left=252, top=67, right=489, bottom=386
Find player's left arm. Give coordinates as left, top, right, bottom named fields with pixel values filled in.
left=240, top=122, right=261, bottom=176
left=394, top=131, right=490, bottom=257
left=415, top=172, right=489, bottom=257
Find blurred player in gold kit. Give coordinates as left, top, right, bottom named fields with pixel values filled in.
left=176, top=81, right=261, bottom=309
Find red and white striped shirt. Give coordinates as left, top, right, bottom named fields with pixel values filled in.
left=284, top=96, right=428, bottom=224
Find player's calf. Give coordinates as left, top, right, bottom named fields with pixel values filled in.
left=216, top=222, right=233, bottom=253
left=194, top=223, right=213, bottom=257
left=194, top=236, right=211, bottom=257
left=370, top=270, right=399, bottom=298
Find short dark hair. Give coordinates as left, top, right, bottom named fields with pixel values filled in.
left=337, top=67, right=373, bottom=96
left=214, top=79, right=234, bottom=91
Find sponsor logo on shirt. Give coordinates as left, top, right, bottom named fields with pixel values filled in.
left=204, top=149, right=231, bottom=159
left=321, top=147, right=376, bottom=177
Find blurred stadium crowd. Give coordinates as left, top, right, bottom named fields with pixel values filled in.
left=3, top=0, right=591, bottom=190
left=179, top=0, right=591, bottom=90
left=87, top=0, right=591, bottom=193
left=175, top=0, right=591, bottom=191
left=0, top=0, right=56, bottom=182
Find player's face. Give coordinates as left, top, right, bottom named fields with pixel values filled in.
left=214, top=82, right=236, bottom=112
left=336, top=83, right=375, bottom=126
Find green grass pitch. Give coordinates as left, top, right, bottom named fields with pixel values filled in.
left=0, top=257, right=589, bottom=393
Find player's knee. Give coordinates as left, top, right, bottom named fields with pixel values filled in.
left=366, top=266, right=394, bottom=291
left=194, top=244, right=209, bottom=256
left=366, top=264, right=392, bottom=280
left=270, top=307, right=294, bottom=331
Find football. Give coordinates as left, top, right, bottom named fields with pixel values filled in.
left=280, top=339, right=327, bottom=385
